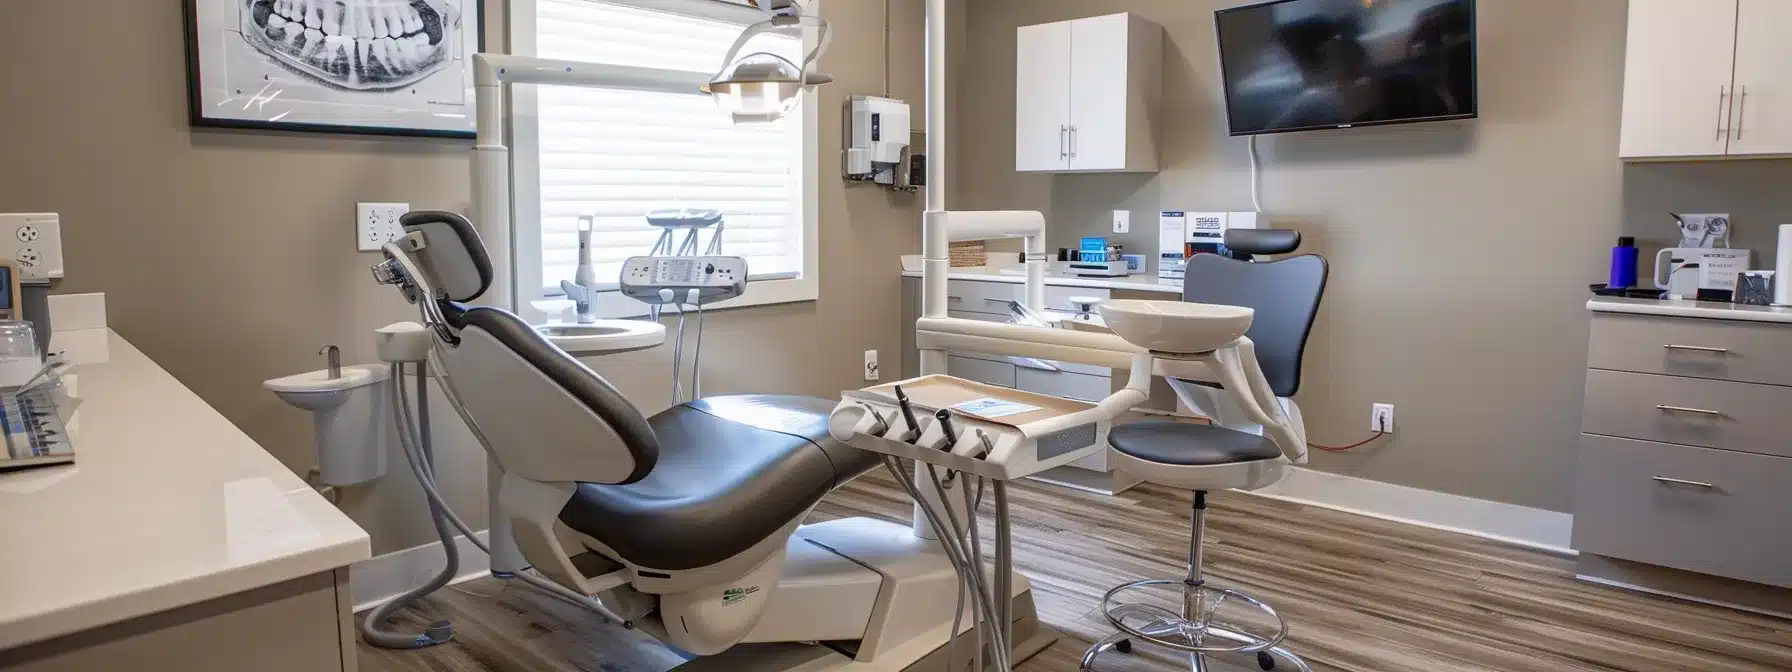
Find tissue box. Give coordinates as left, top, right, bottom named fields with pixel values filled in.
left=1738, top=271, right=1776, bottom=306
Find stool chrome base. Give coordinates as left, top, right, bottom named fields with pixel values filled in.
left=1081, top=627, right=1311, bottom=672
left=1081, top=491, right=1311, bottom=672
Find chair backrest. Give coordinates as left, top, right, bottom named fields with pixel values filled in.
left=1182, top=251, right=1327, bottom=398
left=395, top=212, right=659, bottom=485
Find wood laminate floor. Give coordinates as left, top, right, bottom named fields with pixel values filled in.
left=359, top=472, right=1792, bottom=671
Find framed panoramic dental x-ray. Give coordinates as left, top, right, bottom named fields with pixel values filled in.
left=184, top=0, right=485, bottom=137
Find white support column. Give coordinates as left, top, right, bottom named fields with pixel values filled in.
left=473, top=67, right=513, bottom=310
left=918, top=0, right=951, bottom=379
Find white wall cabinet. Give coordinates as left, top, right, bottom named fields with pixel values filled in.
left=1621, top=0, right=1792, bottom=159
left=1014, top=13, right=1162, bottom=173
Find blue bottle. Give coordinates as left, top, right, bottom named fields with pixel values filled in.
left=1609, top=236, right=1639, bottom=289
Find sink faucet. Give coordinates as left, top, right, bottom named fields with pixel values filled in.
left=318, top=345, right=342, bottom=379
left=560, top=280, right=598, bottom=324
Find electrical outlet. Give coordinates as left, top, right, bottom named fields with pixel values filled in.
left=864, top=350, right=880, bottom=381
left=357, top=203, right=410, bottom=252
left=0, top=213, right=65, bottom=282
left=1112, top=210, right=1130, bottom=234
left=1371, top=403, right=1394, bottom=434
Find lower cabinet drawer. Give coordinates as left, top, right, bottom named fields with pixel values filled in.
left=1572, top=434, right=1792, bottom=588
left=946, top=280, right=1020, bottom=314
left=947, top=355, right=1016, bottom=388
left=1583, top=369, right=1792, bottom=458
left=1017, top=367, right=1111, bottom=402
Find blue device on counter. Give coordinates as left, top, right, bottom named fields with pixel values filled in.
left=1080, top=237, right=1109, bottom=263
left=1609, top=236, right=1638, bottom=289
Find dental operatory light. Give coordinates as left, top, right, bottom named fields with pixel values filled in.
left=702, top=0, right=833, bottom=123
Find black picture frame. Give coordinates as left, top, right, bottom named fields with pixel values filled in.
left=184, top=0, right=487, bottom=138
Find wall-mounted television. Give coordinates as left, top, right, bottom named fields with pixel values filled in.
left=1215, top=0, right=1477, bottom=136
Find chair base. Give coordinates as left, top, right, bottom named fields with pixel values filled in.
left=1082, top=628, right=1311, bottom=672
left=1081, top=490, right=1311, bottom=671
left=1099, top=580, right=1289, bottom=654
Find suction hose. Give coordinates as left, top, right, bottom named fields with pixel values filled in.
left=359, top=361, right=457, bottom=648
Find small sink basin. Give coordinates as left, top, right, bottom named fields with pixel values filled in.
left=535, top=320, right=666, bottom=355
left=1098, top=300, right=1254, bottom=354
left=263, top=365, right=389, bottom=411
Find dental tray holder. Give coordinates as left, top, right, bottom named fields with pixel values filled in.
left=828, top=375, right=1110, bottom=481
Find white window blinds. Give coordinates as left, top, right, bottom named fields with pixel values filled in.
left=530, top=0, right=805, bottom=294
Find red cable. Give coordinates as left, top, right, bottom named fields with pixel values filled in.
left=1308, top=431, right=1387, bottom=452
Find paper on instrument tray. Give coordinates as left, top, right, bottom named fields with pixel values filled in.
left=863, top=375, right=1096, bottom=427
left=951, top=398, right=1044, bottom=418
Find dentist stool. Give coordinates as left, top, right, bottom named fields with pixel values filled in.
left=1083, top=231, right=1327, bottom=672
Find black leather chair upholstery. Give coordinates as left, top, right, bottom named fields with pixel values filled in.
left=1109, top=421, right=1280, bottom=466
left=1111, top=248, right=1328, bottom=468
left=558, top=395, right=881, bottom=571
left=1182, top=252, right=1327, bottom=398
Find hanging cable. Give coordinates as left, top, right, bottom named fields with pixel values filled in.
left=1308, top=432, right=1387, bottom=452
left=884, top=458, right=1012, bottom=672
left=925, top=463, right=1011, bottom=671
left=1248, top=134, right=1264, bottom=213
left=671, top=307, right=688, bottom=405
left=690, top=301, right=706, bottom=399
left=395, top=356, right=628, bottom=621
left=961, top=473, right=987, bottom=672
left=360, top=361, right=458, bottom=650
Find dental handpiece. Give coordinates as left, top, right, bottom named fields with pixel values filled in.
left=934, top=409, right=959, bottom=450
left=893, top=385, right=921, bottom=441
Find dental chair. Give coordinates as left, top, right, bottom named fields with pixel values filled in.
left=1082, top=229, right=1327, bottom=672
left=375, top=211, right=1044, bottom=670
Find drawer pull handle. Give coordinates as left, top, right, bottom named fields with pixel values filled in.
left=1652, top=476, right=1716, bottom=489
left=1655, top=404, right=1725, bottom=418
left=1663, top=344, right=1728, bottom=354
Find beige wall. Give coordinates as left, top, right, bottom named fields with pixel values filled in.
left=1622, top=161, right=1792, bottom=267
left=957, top=0, right=1632, bottom=511
left=0, top=0, right=928, bottom=553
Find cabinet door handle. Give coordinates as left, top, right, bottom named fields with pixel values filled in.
left=1656, top=404, right=1725, bottom=418
left=1069, top=125, right=1078, bottom=157
left=1652, top=476, right=1716, bottom=489
left=1735, top=85, right=1748, bottom=140
left=1010, top=356, right=1061, bottom=372
left=1060, top=125, right=1069, bottom=159
left=1716, top=86, right=1731, bottom=141
left=1662, top=344, right=1728, bottom=354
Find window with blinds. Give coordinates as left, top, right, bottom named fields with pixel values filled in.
left=528, top=0, right=806, bottom=295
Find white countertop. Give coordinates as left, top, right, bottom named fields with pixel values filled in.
left=1587, top=297, right=1792, bottom=324
left=0, top=330, right=370, bottom=650
left=902, top=268, right=1183, bottom=294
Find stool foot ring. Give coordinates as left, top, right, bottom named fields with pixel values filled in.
left=1082, top=579, right=1313, bottom=672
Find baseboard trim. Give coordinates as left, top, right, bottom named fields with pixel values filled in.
left=1576, top=574, right=1792, bottom=620
left=350, top=531, right=492, bottom=612
left=1248, top=467, right=1576, bottom=556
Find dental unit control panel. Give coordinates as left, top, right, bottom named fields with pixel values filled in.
left=618, top=255, right=747, bottom=305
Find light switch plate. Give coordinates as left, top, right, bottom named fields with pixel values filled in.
left=1112, top=210, right=1130, bottom=234
left=358, top=203, right=410, bottom=252
left=0, top=213, right=66, bottom=283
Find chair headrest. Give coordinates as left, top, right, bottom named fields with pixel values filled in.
left=399, top=211, right=492, bottom=303
left=1225, top=229, right=1302, bottom=256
